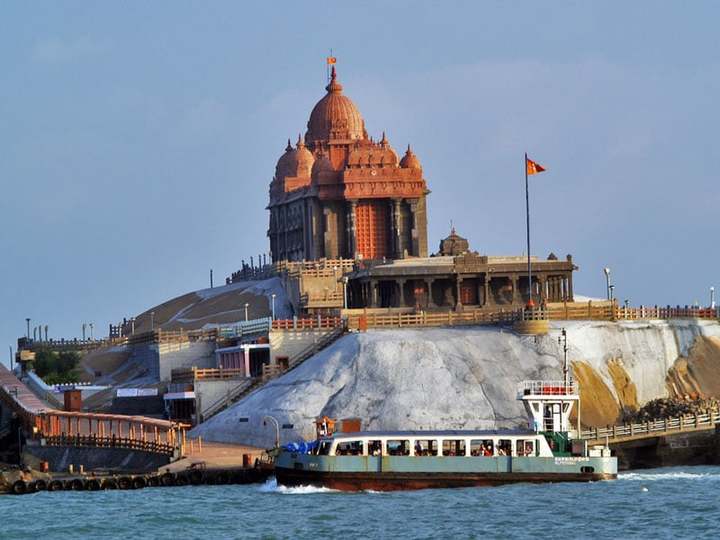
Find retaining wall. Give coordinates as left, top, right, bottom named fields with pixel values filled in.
left=22, top=444, right=171, bottom=473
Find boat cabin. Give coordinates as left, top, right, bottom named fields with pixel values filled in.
left=314, top=431, right=555, bottom=458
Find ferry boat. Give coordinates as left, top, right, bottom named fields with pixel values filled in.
left=275, top=379, right=617, bottom=491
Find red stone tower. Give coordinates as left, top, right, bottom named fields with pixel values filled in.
left=268, top=67, right=429, bottom=262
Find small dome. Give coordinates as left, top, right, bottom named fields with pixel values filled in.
left=275, top=137, right=314, bottom=182
left=306, top=67, right=367, bottom=143
left=294, top=136, right=314, bottom=178
left=400, top=145, right=422, bottom=170
left=439, top=227, right=469, bottom=256
left=311, top=151, right=334, bottom=177
left=274, top=139, right=296, bottom=180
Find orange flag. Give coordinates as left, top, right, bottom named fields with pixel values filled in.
left=526, top=157, right=546, bottom=175
left=326, top=56, right=337, bottom=65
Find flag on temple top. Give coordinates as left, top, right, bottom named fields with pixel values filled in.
left=526, top=156, right=546, bottom=175
left=326, top=56, right=337, bottom=65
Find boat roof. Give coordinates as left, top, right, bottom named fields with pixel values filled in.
left=326, top=429, right=537, bottom=439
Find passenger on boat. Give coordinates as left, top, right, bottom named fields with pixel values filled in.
left=497, top=440, right=512, bottom=456
left=369, top=440, right=382, bottom=456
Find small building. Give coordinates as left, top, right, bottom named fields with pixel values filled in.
left=346, top=230, right=576, bottom=309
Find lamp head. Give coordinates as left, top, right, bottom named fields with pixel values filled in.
left=603, top=267, right=611, bottom=276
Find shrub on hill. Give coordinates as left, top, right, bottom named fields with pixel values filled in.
left=33, top=351, right=81, bottom=385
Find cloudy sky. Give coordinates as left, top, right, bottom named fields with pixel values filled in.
left=2, top=2, right=719, bottom=364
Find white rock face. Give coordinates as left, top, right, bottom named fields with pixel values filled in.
left=191, top=320, right=720, bottom=448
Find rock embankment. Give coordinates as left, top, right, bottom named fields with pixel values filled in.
left=192, top=320, right=720, bottom=448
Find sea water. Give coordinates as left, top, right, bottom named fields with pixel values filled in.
left=2, top=465, right=719, bottom=539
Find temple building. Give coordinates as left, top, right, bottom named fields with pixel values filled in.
left=259, top=66, right=578, bottom=313
left=346, top=230, right=577, bottom=310
left=268, top=67, right=429, bottom=263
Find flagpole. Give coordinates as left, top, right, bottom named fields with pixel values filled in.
left=525, top=152, right=533, bottom=307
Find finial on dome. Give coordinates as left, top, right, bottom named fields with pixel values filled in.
left=325, top=66, right=343, bottom=94
left=400, top=144, right=422, bottom=169
left=296, top=133, right=304, bottom=148
left=285, top=139, right=293, bottom=152
left=380, top=131, right=388, bottom=145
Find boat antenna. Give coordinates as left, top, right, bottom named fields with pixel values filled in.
left=559, top=328, right=569, bottom=388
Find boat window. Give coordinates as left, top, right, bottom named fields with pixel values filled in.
left=386, top=440, right=410, bottom=456
left=368, top=440, right=382, bottom=456
left=442, top=439, right=466, bottom=457
left=335, top=440, right=364, bottom=456
left=516, top=439, right=536, bottom=457
left=413, top=439, right=438, bottom=456
left=470, top=440, right=494, bottom=457
left=318, top=441, right=333, bottom=456
left=496, top=439, right=512, bottom=456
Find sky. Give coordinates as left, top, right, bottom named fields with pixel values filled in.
left=2, top=1, right=719, bottom=366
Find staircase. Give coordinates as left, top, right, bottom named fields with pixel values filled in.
left=201, top=325, right=346, bottom=422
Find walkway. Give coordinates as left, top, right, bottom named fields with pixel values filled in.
left=581, top=410, right=720, bottom=446
left=0, top=363, right=183, bottom=457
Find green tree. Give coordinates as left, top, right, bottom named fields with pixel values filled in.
left=33, top=350, right=81, bottom=384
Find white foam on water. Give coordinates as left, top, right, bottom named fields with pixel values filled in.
left=620, top=471, right=720, bottom=482
left=258, top=477, right=339, bottom=495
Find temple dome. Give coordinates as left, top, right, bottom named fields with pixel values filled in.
left=311, top=151, right=333, bottom=175
left=293, top=138, right=314, bottom=178
left=275, top=137, right=314, bottom=182
left=400, top=145, right=422, bottom=170
left=306, top=67, right=366, bottom=144
left=274, top=139, right=296, bottom=180
left=439, top=227, right=469, bottom=256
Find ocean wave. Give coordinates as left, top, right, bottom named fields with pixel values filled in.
left=258, top=477, right=339, bottom=494
left=619, top=470, right=720, bottom=482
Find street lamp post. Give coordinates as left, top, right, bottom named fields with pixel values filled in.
left=244, top=303, right=250, bottom=322
left=82, top=323, right=87, bottom=341
left=711, top=287, right=716, bottom=309
left=25, top=318, right=30, bottom=339
left=150, top=311, right=155, bottom=331
left=89, top=323, right=94, bottom=341
left=603, top=268, right=612, bottom=301
left=609, top=285, right=615, bottom=302
left=262, top=415, right=280, bottom=448
left=342, top=276, right=349, bottom=310
left=271, top=293, right=276, bottom=320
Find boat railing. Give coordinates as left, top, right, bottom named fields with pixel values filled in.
left=518, top=380, right=578, bottom=397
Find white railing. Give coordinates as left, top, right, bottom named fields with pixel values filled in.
left=518, top=380, right=578, bottom=397
left=217, top=317, right=272, bottom=339
left=581, top=410, right=720, bottom=442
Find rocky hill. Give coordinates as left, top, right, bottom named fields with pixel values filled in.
left=191, top=319, right=720, bottom=448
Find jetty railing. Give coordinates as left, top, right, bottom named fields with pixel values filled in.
left=35, top=411, right=183, bottom=457
left=346, top=309, right=520, bottom=330
left=271, top=316, right=344, bottom=331
left=581, top=410, right=720, bottom=444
